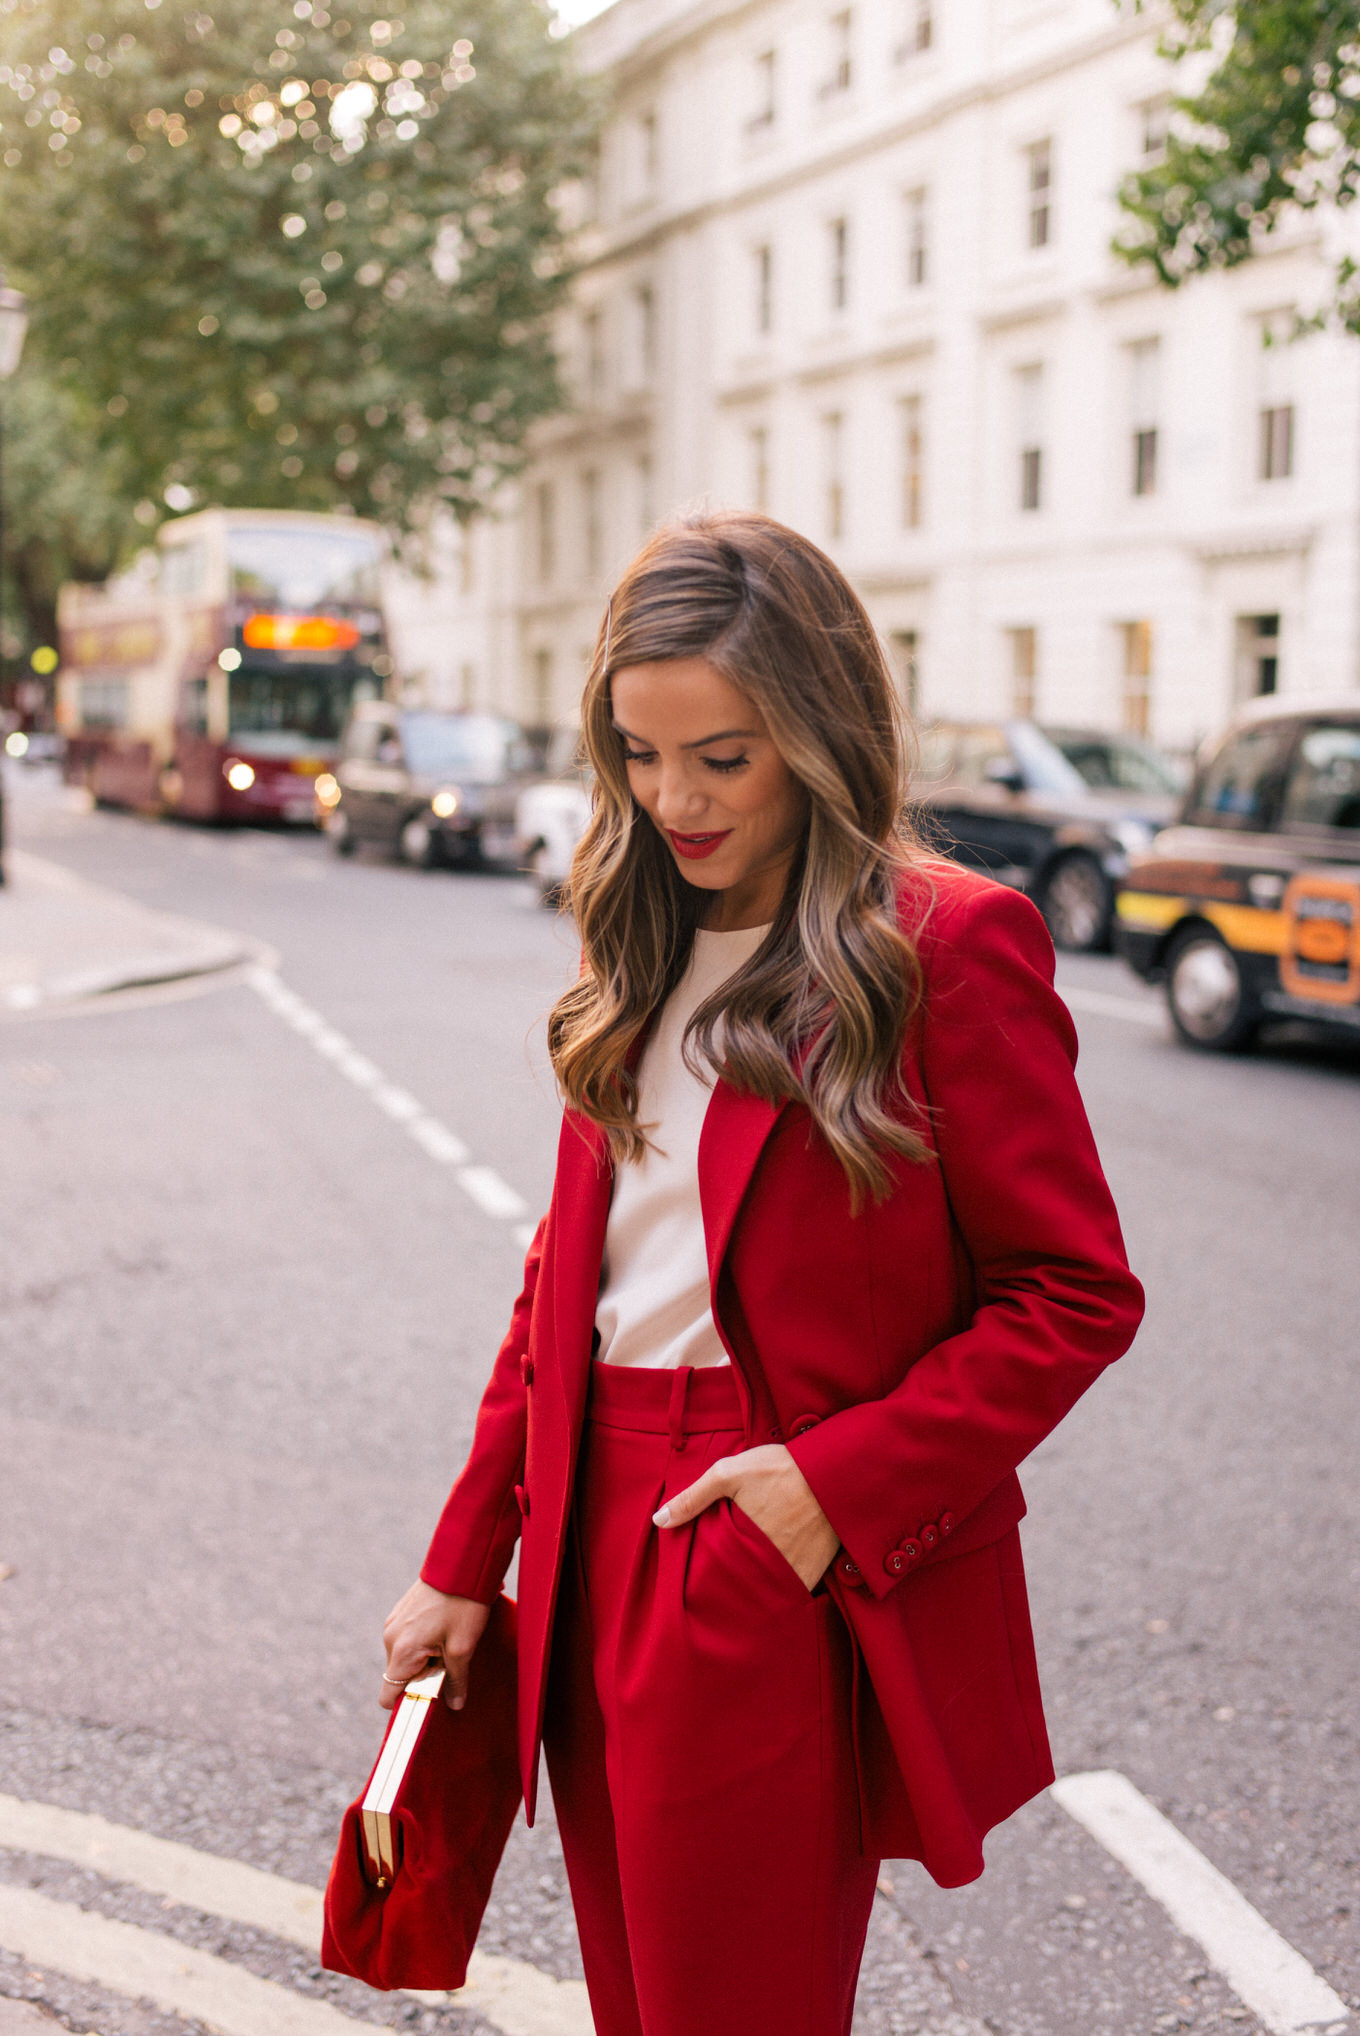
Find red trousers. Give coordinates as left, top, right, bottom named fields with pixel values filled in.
left=543, top=1361, right=879, bottom=2036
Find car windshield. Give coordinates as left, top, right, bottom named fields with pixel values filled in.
left=1280, top=721, right=1360, bottom=831
left=399, top=712, right=528, bottom=782
left=1007, top=722, right=1090, bottom=797
left=1044, top=728, right=1186, bottom=795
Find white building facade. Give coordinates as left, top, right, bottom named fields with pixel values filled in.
left=442, top=0, right=1360, bottom=749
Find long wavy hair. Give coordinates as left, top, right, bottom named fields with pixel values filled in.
left=547, top=511, right=933, bottom=1204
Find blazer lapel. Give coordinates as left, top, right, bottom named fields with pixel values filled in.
left=549, top=1110, right=613, bottom=1428
left=698, top=1078, right=787, bottom=1294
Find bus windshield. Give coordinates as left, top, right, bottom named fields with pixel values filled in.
left=228, top=526, right=383, bottom=608
left=229, top=667, right=366, bottom=754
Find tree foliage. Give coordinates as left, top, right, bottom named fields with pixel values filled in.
left=0, top=0, right=595, bottom=648
left=1116, top=0, right=1360, bottom=320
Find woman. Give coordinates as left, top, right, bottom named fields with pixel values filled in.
left=380, top=514, right=1143, bottom=2036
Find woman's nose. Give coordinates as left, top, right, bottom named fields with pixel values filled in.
left=654, top=765, right=706, bottom=827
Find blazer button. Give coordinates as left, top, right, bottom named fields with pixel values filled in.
left=520, top=1355, right=534, bottom=1386
left=839, top=1555, right=860, bottom=1580
left=884, top=1550, right=906, bottom=1576
left=899, top=1538, right=922, bottom=1565
left=514, top=1484, right=529, bottom=1518
left=919, top=1523, right=939, bottom=1551
left=790, top=1414, right=821, bottom=1437
left=939, top=1512, right=955, bottom=1536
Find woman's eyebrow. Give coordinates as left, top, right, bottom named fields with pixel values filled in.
left=610, top=723, right=760, bottom=747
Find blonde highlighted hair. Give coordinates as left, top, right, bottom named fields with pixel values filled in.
left=547, top=512, right=933, bottom=1204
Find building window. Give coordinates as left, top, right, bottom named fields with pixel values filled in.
left=534, top=480, right=555, bottom=584
left=459, top=529, right=476, bottom=595
left=637, top=108, right=659, bottom=193
left=895, top=0, right=932, bottom=60
left=904, top=187, right=928, bottom=288
left=754, top=243, right=774, bottom=336
left=1259, top=403, right=1294, bottom=480
left=1015, top=363, right=1044, bottom=511
left=636, top=451, right=654, bottom=535
left=819, top=10, right=853, bottom=99
left=1128, top=336, right=1160, bottom=497
left=1026, top=139, right=1052, bottom=249
left=823, top=411, right=845, bottom=540
left=1235, top=613, right=1280, bottom=701
left=749, top=425, right=770, bottom=511
left=1008, top=626, right=1038, bottom=719
left=890, top=629, right=919, bottom=712
left=1120, top=620, right=1153, bottom=735
left=900, top=394, right=924, bottom=529
left=633, top=282, right=656, bottom=382
left=581, top=467, right=603, bottom=577
left=583, top=308, right=605, bottom=404
left=458, top=661, right=475, bottom=709
left=530, top=648, right=553, bottom=727
left=747, top=49, right=776, bottom=133
left=1137, top=95, right=1170, bottom=162
left=829, top=216, right=850, bottom=313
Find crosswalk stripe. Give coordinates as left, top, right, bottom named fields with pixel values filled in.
left=0, top=1794, right=593, bottom=2036
left=0, top=1882, right=365, bottom=2036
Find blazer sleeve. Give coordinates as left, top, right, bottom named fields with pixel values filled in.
left=419, top=1217, right=544, bottom=1603
left=786, top=879, right=1144, bottom=1602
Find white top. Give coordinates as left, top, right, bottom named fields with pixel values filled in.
left=595, top=921, right=770, bottom=1370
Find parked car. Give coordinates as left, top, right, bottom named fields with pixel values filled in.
left=514, top=726, right=591, bottom=903
left=318, top=705, right=538, bottom=867
left=1115, top=695, right=1360, bottom=1050
left=912, top=719, right=1180, bottom=950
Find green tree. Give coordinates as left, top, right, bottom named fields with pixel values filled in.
left=0, top=0, right=595, bottom=651
left=1116, top=0, right=1360, bottom=318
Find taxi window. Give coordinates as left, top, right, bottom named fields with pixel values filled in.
left=344, top=717, right=397, bottom=763
left=1187, top=722, right=1293, bottom=832
left=1280, top=722, right=1360, bottom=832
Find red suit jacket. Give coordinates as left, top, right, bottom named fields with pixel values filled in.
left=421, top=864, right=1144, bottom=1887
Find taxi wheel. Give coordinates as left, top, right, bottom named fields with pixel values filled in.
left=1041, top=852, right=1112, bottom=952
left=400, top=815, right=442, bottom=869
left=327, top=810, right=356, bottom=857
left=1165, top=928, right=1260, bottom=1052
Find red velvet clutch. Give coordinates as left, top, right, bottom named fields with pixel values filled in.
left=321, top=1595, right=521, bottom=1991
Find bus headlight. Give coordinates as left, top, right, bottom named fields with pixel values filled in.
left=225, top=759, right=256, bottom=791
left=5, top=731, right=29, bottom=758
left=431, top=788, right=459, bottom=818
left=314, top=772, right=341, bottom=809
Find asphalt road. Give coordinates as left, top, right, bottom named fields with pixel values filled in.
left=2, top=770, right=1357, bottom=2036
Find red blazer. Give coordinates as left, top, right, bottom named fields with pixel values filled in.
left=421, top=864, right=1144, bottom=1887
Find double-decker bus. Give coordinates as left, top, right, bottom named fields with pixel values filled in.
left=57, top=508, right=391, bottom=823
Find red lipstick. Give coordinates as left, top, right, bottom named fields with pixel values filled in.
left=666, top=829, right=733, bottom=861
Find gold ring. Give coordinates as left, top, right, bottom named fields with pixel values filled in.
left=381, top=1671, right=407, bottom=1687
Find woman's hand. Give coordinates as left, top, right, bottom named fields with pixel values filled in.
left=380, top=1580, right=490, bottom=1712
left=653, top=1443, right=841, bottom=1591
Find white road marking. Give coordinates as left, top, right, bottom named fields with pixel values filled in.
left=0, top=1793, right=594, bottom=2036
left=1052, top=1771, right=1350, bottom=2035
left=1059, top=984, right=1165, bottom=1029
left=0, top=1882, right=364, bottom=2036
left=245, top=966, right=532, bottom=1246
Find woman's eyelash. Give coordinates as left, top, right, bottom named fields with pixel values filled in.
left=620, top=748, right=748, bottom=772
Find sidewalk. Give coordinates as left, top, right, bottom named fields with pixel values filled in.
left=0, top=849, right=256, bottom=1016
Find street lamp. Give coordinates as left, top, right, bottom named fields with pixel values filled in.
left=0, top=269, right=29, bottom=889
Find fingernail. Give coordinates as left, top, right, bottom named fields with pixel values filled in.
left=653, top=1505, right=671, bottom=1528
left=451, top=1694, right=466, bottom=1710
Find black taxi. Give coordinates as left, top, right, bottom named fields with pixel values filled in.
left=1115, top=696, right=1360, bottom=1049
